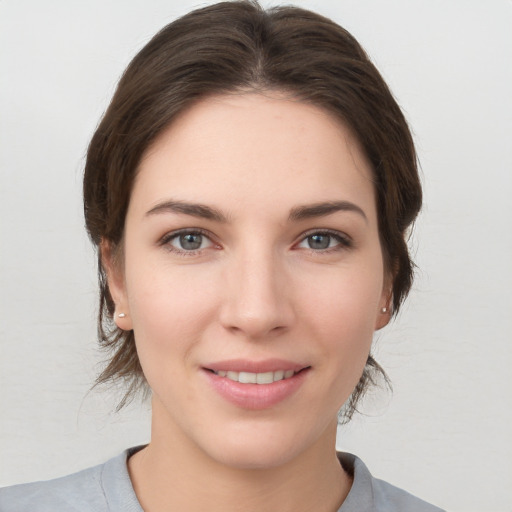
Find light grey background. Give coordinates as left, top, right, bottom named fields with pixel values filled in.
left=1, top=1, right=511, bottom=511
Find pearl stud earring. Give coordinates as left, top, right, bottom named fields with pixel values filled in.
left=118, top=313, right=126, bottom=318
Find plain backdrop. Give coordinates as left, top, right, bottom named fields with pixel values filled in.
left=1, top=1, right=511, bottom=511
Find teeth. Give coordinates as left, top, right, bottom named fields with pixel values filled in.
left=239, top=371, right=256, bottom=384
left=214, top=369, right=297, bottom=384
left=256, top=372, right=273, bottom=384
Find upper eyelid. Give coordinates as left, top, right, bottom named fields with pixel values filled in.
left=158, top=229, right=220, bottom=255
left=159, top=227, right=215, bottom=243
left=294, top=229, right=353, bottom=251
left=158, top=227, right=351, bottom=248
left=297, top=228, right=352, bottom=241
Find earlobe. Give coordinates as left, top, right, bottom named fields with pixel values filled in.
left=100, top=239, right=133, bottom=331
left=114, top=311, right=132, bottom=330
left=375, top=264, right=395, bottom=330
left=375, top=280, right=393, bottom=330
left=375, top=303, right=391, bottom=330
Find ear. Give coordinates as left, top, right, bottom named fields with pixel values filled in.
left=100, top=239, right=133, bottom=331
left=374, top=275, right=393, bottom=331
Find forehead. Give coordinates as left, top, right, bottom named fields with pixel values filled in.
left=131, top=93, right=376, bottom=221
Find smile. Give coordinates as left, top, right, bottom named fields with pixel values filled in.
left=213, top=369, right=296, bottom=384
left=205, top=365, right=310, bottom=409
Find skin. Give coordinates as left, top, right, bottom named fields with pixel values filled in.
left=104, top=93, right=391, bottom=512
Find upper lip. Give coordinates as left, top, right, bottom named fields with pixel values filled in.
left=204, top=359, right=309, bottom=374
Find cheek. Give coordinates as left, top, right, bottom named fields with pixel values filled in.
left=296, top=261, right=383, bottom=378
left=124, top=265, right=220, bottom=364
left=300, top=261, right=382, bottom=331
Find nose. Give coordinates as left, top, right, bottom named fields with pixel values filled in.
left=219, top=248, right=295, bottom=339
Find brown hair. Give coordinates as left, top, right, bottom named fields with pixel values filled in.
left=84, top=0, right=421, bottom=419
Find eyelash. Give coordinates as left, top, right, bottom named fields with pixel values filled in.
left=159, top=228, right=217, bottom=256
left=158, top=228, right=352, bottom=256
left=296, top=229, right=353, bottom=253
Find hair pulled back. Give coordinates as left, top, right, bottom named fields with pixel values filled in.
left=84, top=0, right=421, bottom=418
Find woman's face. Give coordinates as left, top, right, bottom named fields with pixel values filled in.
left=108, top=93, right=390, bottom=469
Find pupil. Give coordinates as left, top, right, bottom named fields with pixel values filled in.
left=180, top=233, right=202, bottom=250
left=309, top=234, right=330, bottom=249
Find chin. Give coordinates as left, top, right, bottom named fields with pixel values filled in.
left=209, top=441, right=300, bottom=470
left=198, top=418, right=326, bottom=471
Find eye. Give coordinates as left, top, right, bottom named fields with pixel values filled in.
left=297, top=231, right=351, bottom=251
left=162, top=230, right=214, bottom=253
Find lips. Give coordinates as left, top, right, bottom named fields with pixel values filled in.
left=203, top=359, right=310, bottom=409
left=213, top=369, right=296, bottom=384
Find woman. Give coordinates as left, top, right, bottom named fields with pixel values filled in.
left=0, top=1, right=444, bottom=510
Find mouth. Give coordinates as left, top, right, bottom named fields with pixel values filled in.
left=209, top=369, right=302, bottom=384
left=203, top=360, right=310, bottom=409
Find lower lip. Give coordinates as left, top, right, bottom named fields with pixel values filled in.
left=203, top=369, right=309, bottom=410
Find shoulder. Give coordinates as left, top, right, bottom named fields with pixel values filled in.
left=0, top=448, right=143, bottom=512
left=0, top=464, right=106, bottom=512
left=338, top=452, right=446, bottom=512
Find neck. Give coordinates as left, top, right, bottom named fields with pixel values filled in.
left=128, top=400, right=351, bottom=512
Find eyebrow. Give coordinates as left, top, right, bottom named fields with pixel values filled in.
left=145, top=199, right=367, bottom=224
left=289, top=200, right=368, bottom=223
left=145, top=200, right=228, bottom=222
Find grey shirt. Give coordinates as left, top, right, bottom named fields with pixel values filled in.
left=0, top=447, right=445, bottom=511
